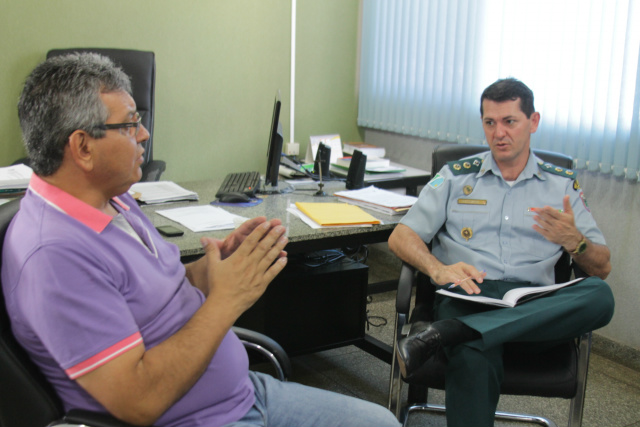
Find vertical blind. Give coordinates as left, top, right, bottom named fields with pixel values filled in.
left=358, top=0, right=640, bottom=180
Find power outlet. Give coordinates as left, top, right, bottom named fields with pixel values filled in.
left=285, top=142, right=300, bottom=156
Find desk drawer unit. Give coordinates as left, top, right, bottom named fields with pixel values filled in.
left=235, top=258, right=368, bottom=356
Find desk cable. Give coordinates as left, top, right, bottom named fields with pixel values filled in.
left=366, top=295, right=388, bottom=330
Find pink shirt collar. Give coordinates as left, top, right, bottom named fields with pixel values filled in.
left=29, top=174, right=130, bottom=233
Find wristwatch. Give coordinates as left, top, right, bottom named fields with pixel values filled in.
left=571, top=235, right=588, bottom=255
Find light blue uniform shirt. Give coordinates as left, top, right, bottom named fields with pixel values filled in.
left=401, top=151, right=605, bottom=287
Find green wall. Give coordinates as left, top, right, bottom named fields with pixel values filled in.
left=0, top=0, right=362, bottom=182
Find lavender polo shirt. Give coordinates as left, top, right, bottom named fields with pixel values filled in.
left=1, top=175, right=254, bottom=427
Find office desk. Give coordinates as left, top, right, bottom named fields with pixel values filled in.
left=141, top=177, right=422, bottom=362
left=142, top=179, right=407, bottom=261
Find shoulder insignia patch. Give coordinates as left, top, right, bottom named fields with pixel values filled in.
left=447, top=157, right=483, bottom=176
left=428, top=173, right=445, bottom=189
left=537, top=162, right=576, bottom=180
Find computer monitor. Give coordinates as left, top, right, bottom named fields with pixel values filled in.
left=261, top=91, right=292, bottom=194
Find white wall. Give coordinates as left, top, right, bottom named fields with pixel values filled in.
left=366, top=128, right=640, bottom=356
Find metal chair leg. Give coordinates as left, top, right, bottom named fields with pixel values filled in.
left=388, top=312, right=406, bottom=418
left=568, top=332, right=591, bottom=427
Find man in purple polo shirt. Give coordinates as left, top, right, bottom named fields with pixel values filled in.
left=1, top=53, right=400, bottom=427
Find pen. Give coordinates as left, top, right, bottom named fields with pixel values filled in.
left=448, top=270, right=485, bottom=289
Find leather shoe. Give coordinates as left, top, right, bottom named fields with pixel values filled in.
left=396, top=325, right=442, bottom=378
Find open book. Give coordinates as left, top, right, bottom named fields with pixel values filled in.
left=436, top=277, right=585, bottom=307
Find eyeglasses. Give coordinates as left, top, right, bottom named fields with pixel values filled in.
left=95, top=112, right=142, bottom=137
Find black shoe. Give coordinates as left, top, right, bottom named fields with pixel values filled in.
left=396, top=325, right=442, bottom=378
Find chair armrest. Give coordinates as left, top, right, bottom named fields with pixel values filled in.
left=61, top=328, right=295, bottom=427
left=232, top=326, right=292, bottom=381
left=572, top=262, right=588, bottom=279
left=141, top=160, right=166, bottom=182
left=396, top=263, right=416, bottom=315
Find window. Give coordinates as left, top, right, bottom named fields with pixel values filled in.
left=358, top=0, right=640, bottom=180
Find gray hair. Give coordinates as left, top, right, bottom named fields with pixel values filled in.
left=17, top=53, right=132, bottom=176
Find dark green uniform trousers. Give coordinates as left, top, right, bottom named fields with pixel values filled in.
left=434, top=277, right=615, bottom=427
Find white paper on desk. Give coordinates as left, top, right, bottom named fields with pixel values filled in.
left=286, top=204, right=378, bottom=229
left=285, top=178, right=316, bottom=186
left=0, top=164, right=32, bottom=189
left=334, top=186, right=417, bottom=208
left=156, top=205, right=248, bottom=232
left=130, top=181, right=198, bottom=204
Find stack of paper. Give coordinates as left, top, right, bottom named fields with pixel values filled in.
left=342, top=142, right=386, bottom=158
left=156, top=205, right=248, bottom=232
left=334, top=186, right=418, bottom=215
left=331, top=155, right=406, bottom=174
left=130, top=181, right=198, bottom=204
left=294, top=202, right=381, bottom=227
left=0, top=164, right=33, bottom=195
left=329, top=164, right=406, bottom=179
left=362, top=165, right=406, bottom=173
left=334, top=156, right=391, bottom=169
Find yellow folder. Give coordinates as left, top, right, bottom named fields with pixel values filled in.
left=295, top=202, right=381, bottom=226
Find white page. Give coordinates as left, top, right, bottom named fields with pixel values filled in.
left=285, top=178, right=317, bottom=186
left=337, top=199, right=405, bottom=216
left=130, top=181, right=198, bottom=204
left=436, top=290, right=516, bottom=307
left=156, top=205, right=248, bottom=232
left=500, top=278, right=584, bottom=304
left=0, top=164, right=33, bottom=189
left=306, top=134, right=342, bottom=164
left=436, top=278, right=585, bottom=307
left=335, top=186, right=417, bottom=208
left=364, top=165, right=406, bottom=173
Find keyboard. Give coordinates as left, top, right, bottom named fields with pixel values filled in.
left=215, top=171, right=261, bottom=198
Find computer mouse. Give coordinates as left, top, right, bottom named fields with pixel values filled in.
left=219, top=192, right=251, bottom=203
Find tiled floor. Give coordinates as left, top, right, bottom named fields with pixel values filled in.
left=262, top=246, right=640, bottom=427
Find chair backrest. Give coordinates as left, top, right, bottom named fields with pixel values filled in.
left=0, top=198, right=65, bottom=427
left=46, top=48, right=159, bottom=180
left=431, top=143, right=573, bottom=177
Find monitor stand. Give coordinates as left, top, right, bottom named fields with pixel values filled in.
left=313, top=160, right=328, bottom=197
left=314, top=181, right=327, bottom=197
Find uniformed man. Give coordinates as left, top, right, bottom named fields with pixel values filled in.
left=388, top=78, right=614, bottom=427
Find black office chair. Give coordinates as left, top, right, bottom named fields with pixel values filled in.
left=14, top=48, right=166, bottom=182
left=0, top=198, right=291, bottom=427
left=388, top=144, right=591, bottom=427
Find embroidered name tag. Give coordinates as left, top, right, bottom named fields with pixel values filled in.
left=457, top=198, right=487, bottom=205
